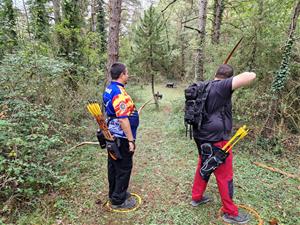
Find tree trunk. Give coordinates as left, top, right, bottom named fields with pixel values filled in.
left=179, top=19, right=186, bottom=80
left=195, top=0, right=208, bottom=82
left=22, top=0, right=32, bottom=39
left=52, top=0, right=61, bottom=23
left=211, top=0, right=224, bottom=44
left=106, top=0, right=122, bottom=81
left=150, top=43, right=159, bottom=108
left=91, top=0, right=97, bottom=32
left=287, top=1, right=300, bottom=39
left=97, top=0, right=106, bottom=54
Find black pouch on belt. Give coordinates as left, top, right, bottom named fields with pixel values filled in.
left=106, top=138, right=122, bottom=160
left=200, top=144, right=229, bottom=182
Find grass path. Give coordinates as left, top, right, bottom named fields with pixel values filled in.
left=17, top=84, right=299, bottom=225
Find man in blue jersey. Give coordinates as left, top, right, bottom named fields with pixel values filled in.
left=103, top=62, right=139, bottom=209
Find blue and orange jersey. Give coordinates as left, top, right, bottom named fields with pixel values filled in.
left=103, top=81, right=139, bottom=139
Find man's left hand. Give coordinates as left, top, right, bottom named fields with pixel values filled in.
left=129, top=141, right=136, bottom=152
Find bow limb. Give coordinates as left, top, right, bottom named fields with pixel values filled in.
left=138, top=98, right=153, bottom=115
left=223, top=37, right=243, bottom=64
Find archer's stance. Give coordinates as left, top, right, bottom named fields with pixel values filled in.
left=190, top=64, right=256, bottom=224
left=103, top=62, right=139, bottom=209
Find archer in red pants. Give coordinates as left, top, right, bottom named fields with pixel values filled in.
left=192, top=140, right=238, bottom=216
left=189, top=64, right=256, bottom=224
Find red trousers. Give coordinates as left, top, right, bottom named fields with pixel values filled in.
left=192, top=140, right=239, bottom=216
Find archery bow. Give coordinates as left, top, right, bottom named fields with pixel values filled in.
left=223, top=37, right=243, bottom=64
left=138, top=98, right=153, bottom=115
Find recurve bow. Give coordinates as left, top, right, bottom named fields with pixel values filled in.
left=223, top=37, right=243, bottom=64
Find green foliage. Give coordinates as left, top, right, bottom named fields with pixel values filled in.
left=80, top=31, right=104, bottom=70
left=10, top=85, right=300, bottom=225
left=0, top=0, right=299, bottom=222
left=0, top=51, right=81, bottom=210
left=28, top=0, right=49, bottom=41
left=54, top=20, right=83, bottom=63
left=0, top=0, right=17, bottom=57
left=96, top=0, right=106, bottom=55
left=271, top=38, right=294, bottom=93
left=256, top=136, right=283, bottom=154
left=0, top=101, right=65, bottom=200
left=54, top=0, right=84, bottom=63
left=131, top=5, right=171, bottom=78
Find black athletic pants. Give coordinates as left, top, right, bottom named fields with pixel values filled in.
left=108, top=138, right=133, bottom=205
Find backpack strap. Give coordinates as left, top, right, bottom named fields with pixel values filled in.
left=197, top=81, right=213, bottom=131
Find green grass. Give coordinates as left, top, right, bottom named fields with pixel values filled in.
left=8, top=84, right=300, bottom=225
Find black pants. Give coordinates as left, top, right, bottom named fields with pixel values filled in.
left=108, top=138, right=133, bottom=205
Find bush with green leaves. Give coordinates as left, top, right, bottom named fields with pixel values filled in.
left=0, top=101, right=65, bottom=201
left=0, top=51, right=82, bottom=207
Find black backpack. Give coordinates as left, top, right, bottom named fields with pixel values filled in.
left=184, top=81, right=212, bottom=138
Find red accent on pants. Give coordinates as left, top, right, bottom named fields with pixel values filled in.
left=191, top=140, right=239, bottom=216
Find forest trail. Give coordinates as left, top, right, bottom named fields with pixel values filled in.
left=17, top=84, right=299, bottom=225
left=2, top=0, right=300, bottom=224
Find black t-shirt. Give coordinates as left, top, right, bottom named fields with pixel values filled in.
left=193, top=77, right=233, bottom=142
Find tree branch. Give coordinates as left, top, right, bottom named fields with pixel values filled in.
left=161, top=0, right=179, bottom=13
left=253, top=162, right=300, bottom=181
left=182, top=16, right=198, bottom=24
left=184, top=25, right=201, bottom=34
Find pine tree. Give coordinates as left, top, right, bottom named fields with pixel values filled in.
left=132, top=5, right=170, bottom=108
left=133, top=5, right=169, bottom=77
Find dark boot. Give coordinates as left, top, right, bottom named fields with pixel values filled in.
left=111, top=197, right=136, bottom=209
left=190, top=195, right=212, bottom=207
left=222, top=212, right=250, bottom=224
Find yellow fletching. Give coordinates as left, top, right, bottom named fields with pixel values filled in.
left=87, top=102, right=103, bottom=117
left=96, top=104, right=102, bottom=115
left=222, top=125, right=249, bottom=151
left=87, top=105, right=94, bottom=115
left=89, top=104, right=96, bottom=113
left=87, top=104, right=97, bottom=116
left=86, top=101, right=114, bottom=141
left=9, top=150, right=17, bottom=157
left=93, top=104, right=101, bottom=116
left=92, top=104, right=97, bottom=116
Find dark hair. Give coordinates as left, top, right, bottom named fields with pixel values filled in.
left=110, top=62, right=126, bottom=80
left=215, top=64, right=234, bottom=79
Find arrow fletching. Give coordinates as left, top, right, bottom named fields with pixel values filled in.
left=87, top=101, right=102, bottom=117
left=222, top=125, right=249, bottom=152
